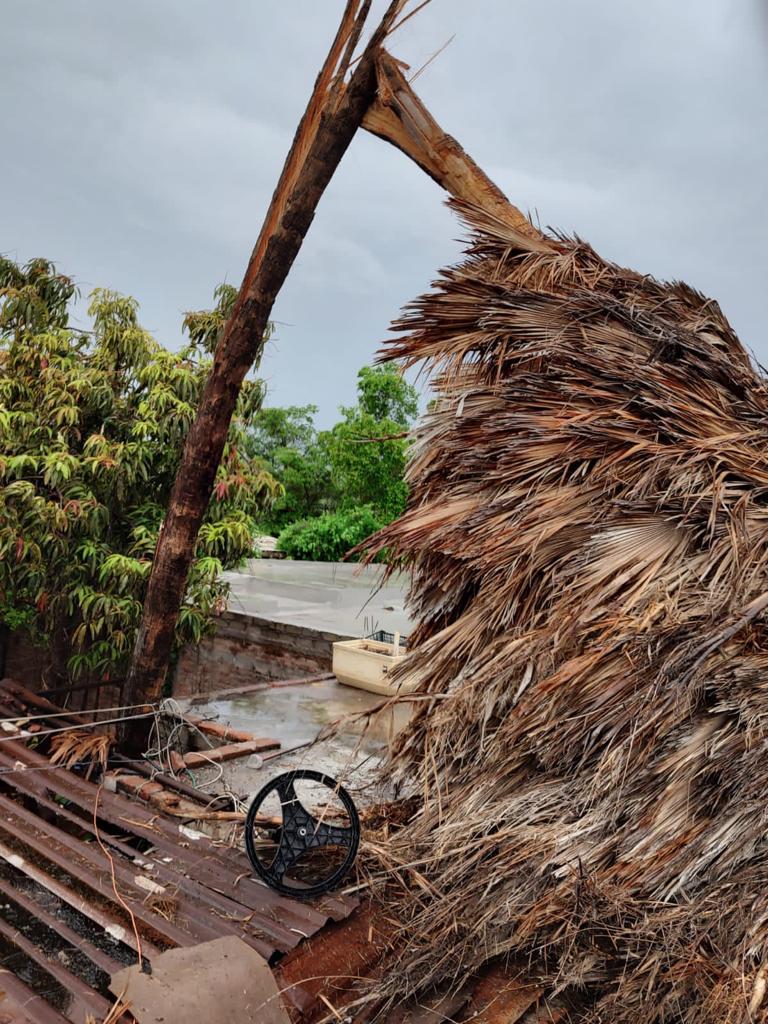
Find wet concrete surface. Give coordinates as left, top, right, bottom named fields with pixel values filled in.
left=224, top=560, right=412, bottom=640
left=181, top=678, right=412, bottom=806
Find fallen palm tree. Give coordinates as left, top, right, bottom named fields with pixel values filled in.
left=356, top=199, right=768, bottom=1021
left=83, top=0, right=761, bottom=1012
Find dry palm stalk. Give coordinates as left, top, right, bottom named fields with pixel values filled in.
left=357, top=200, right=768, bottom=1022
left=49, top=731, right=111, bottom=779
left=85, top=999, right=130, bottom=1024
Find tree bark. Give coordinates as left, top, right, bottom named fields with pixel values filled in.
left=120, top=1, right=407, bottom=753
left=363, top=52, right=548, bottom=247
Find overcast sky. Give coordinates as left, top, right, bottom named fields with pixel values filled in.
left=2, top=1, right=766, bottom=426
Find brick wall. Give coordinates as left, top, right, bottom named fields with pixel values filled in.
left=1, top=612, right=351, bottom=704
left=172, top=611, right=352, bottom=700
left=0, top=628, right=50, bottom=690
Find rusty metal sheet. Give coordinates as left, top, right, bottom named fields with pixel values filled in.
left=0, top=794, right=195, bottom=950
left=0, top=869, right=123, bottom=978
left=275, top=908, right=394, bottom=1021
left=0, top=969, right=70, bottom=1024
left=0, top=742, right=332, bottom=948
left=0, top=908, right=112, bottom=1023
left=3, top=734, right=355, bottom=939
left=457, top=965, right=542, bottom=1023
left=0, top=837, right=159, bottom=962
left=0, top=679, right=361, bottom=1020
left=0, top=751, right=283, bottom=958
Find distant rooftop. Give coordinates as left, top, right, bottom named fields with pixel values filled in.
left=223, top=559, right=411, bottom=639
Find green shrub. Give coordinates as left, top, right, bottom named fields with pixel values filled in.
left=277, top=505, right=383, bottom=562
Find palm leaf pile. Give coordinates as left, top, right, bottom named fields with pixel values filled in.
left=362, top=201, right=768, bottom=1022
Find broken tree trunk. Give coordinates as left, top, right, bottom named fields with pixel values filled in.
left=363, top=51, right=548, bottom=247
left=120, top=0, right=407, bottom=753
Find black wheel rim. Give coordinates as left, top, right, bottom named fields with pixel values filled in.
left=244, top=769, right=360, bottom=898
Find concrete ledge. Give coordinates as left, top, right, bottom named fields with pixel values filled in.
left=173, top=612, right=354, bottom=700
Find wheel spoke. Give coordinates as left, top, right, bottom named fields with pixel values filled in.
left=275, top=775, right=298, bottom=807
left=271, top=831, right=305, bottom=881
left=312, top=820, right=353, bottom=848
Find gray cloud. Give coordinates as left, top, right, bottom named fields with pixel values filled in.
left=2, top=1, right=766, bottom=423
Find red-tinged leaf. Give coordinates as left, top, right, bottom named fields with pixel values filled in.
left=14, top=537, right=24, bottom=562
left=214, top=481, right=228, bottom=501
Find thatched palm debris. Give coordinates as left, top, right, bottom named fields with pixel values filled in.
left=361, top=201, right=768, bottom=1022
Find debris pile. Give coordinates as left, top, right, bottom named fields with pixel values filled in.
left=0, top=679, right=356, bottom=1021
left=362, top=202, right=768, bottom=1021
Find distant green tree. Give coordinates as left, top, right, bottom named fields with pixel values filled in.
left=245, top=404, right=335, bottom=534
left=246, top=405, right=317, bottom=465
left=323, top=364, right=418, bottom=522
left=272, top=365, right=419, bottom=560
left=0, top=258, right=280, bottom=682
left=355, top=363, right=419, bottom=424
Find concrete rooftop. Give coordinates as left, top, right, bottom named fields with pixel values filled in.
left=224, top=559, right=412, bottom=640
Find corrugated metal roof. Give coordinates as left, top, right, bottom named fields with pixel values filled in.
left=0, top=678, right=358, bottom=1022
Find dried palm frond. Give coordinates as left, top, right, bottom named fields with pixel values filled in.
left=145, top=888, right=179, bottom=922
left=359, top=200, right=768, bottom=1022
left=49, top=731, right=111, bottom=779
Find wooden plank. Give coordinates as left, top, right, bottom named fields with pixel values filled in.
left=186, top=672, right=334, bottom=705
left=110, top=753, right=231, bottom=809
left=0, top=679, right=91, bottom=726
left=184, top=715, right=257, bottom=744
left=182, top=738, right=279, bottom=768
left=110, top=772, right=243, bottom=821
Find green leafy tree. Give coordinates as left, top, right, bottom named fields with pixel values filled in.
left=355, top=364, right=419, bottom=424
left=0, top=257, right=280, bottom=682
left=272, top=365, right=419, bottom=560
left=247, top=404, right=317, bottom=465
left=322, top=364, right=418, bottom=522
left=245, top=404, right=334, bottom=533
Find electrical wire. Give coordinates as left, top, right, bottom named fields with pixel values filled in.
left=0, top=757, right=152, bottom=776
left=92, top=782, right=143, bottom=969
left=0, top=703, right=157, bottom=725
left=0, top=710, right=157, bottom=744
left=144, top=698, right=225, bottom=791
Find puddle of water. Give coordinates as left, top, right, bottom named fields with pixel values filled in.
left=202, top=679, right=411, bottom=757
left=189, top=679, right=413, bottom=803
